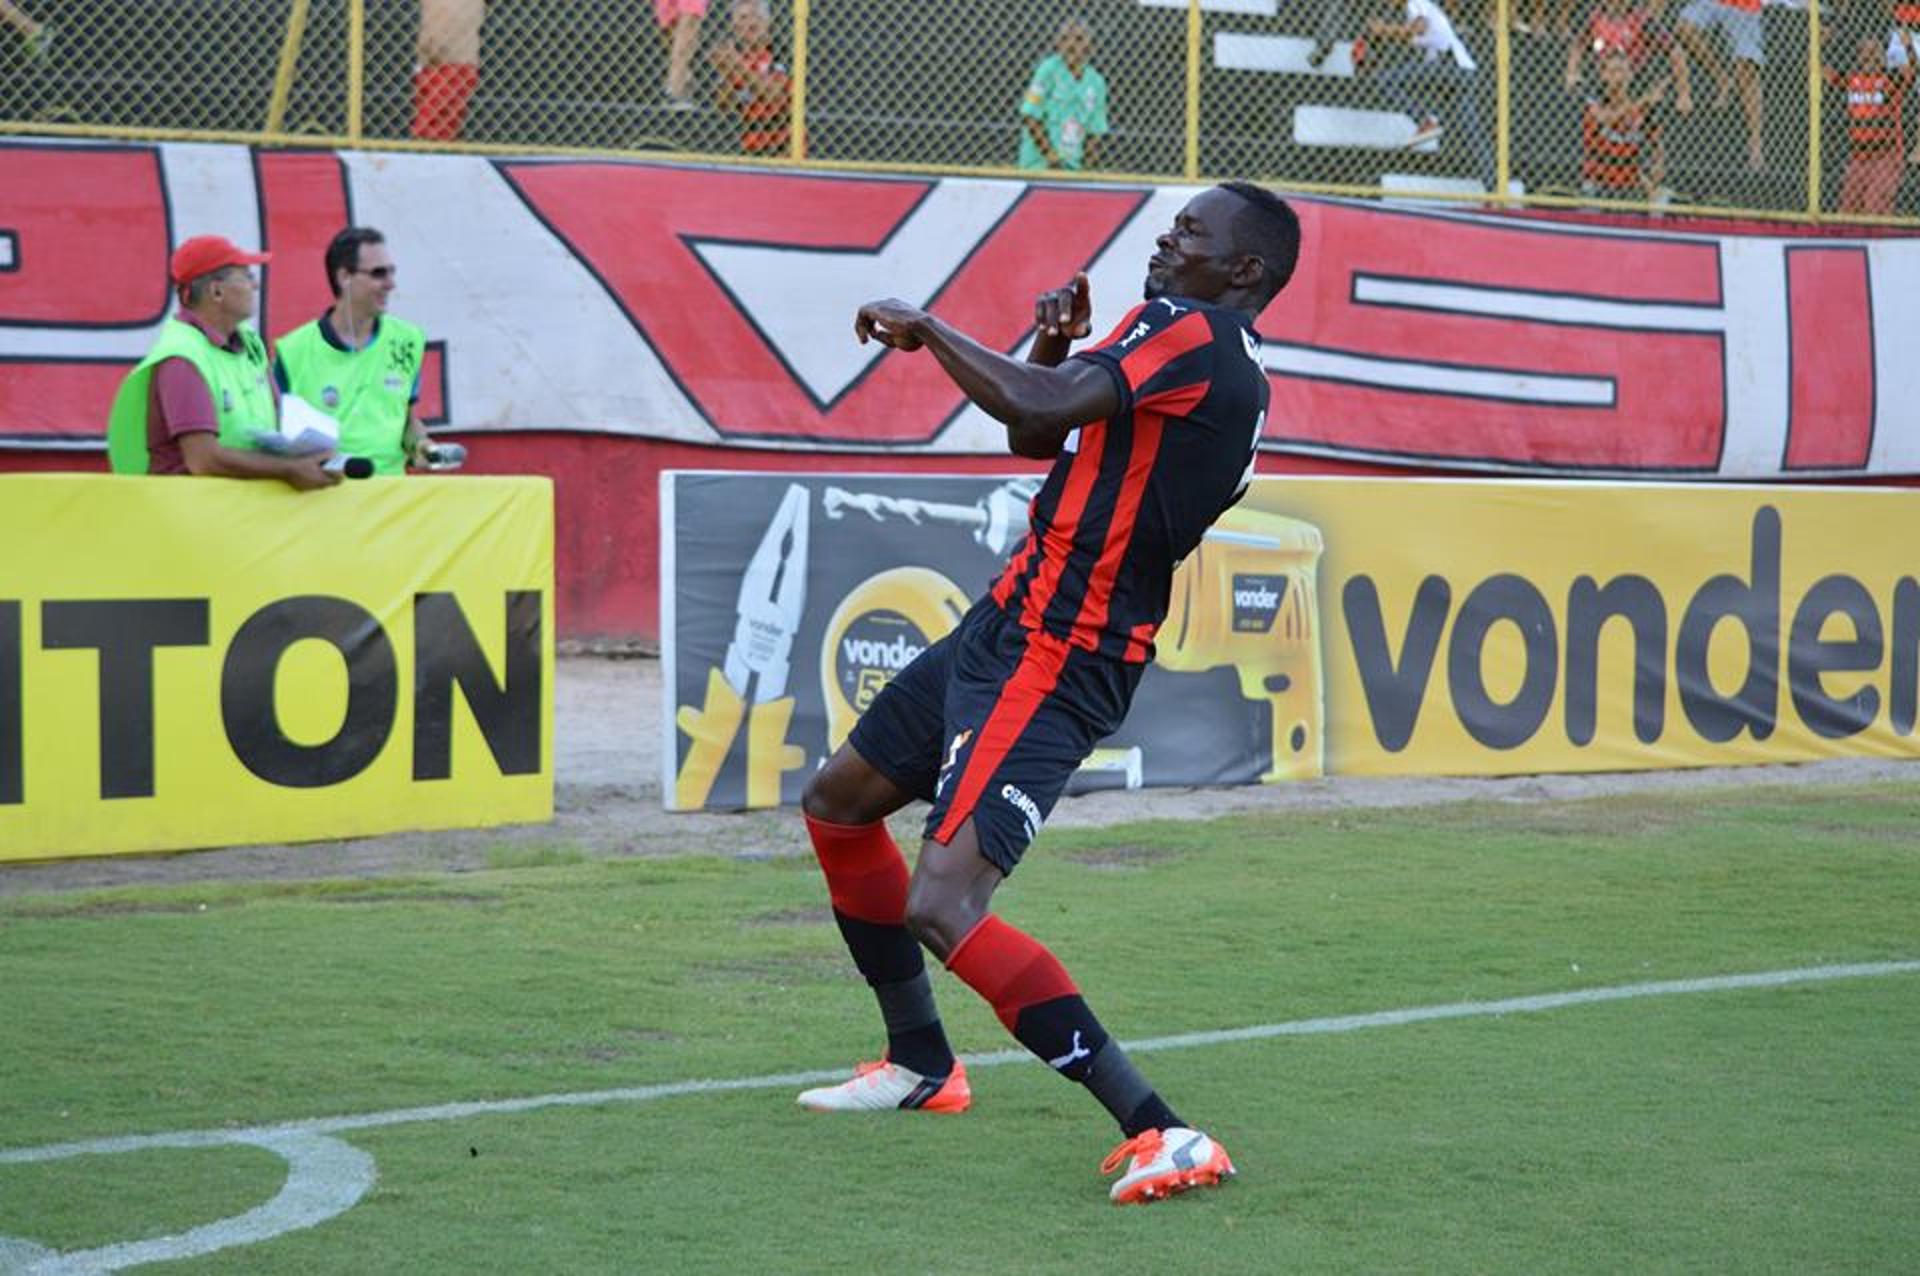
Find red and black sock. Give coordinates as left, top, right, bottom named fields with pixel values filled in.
left=946, top=914, right=1184, bottom=1134
left=806, top=816, right=954, bottom=1079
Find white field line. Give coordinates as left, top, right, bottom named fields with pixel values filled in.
left=1, top=960, right=1915, bottom=1273
left=6, top=960, right=1917, bottom=1163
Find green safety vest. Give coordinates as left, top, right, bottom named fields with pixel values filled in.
left=106, top=319, right=276, bottom=474
left=273, top=314, right=425, bottom=476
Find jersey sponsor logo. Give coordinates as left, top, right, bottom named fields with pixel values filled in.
left=999, top=782, right=1044, bottom=841
left=1118, top=321, right=1152, bottom=347
left=1231, top=572, right=1289, bottom=633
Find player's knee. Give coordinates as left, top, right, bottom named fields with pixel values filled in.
left=800, top=746, right=885, bottom=825
left=904, top=879, right=979, bottom=959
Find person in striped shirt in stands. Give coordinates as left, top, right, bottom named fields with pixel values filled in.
left=1581, top=50, right=1671, bottom=203
left=1565, top=0, right=1692, bottom=115
left=794, top=183, right=1301, bottom=1205
left=1824, top=26, right=1917, bottom=216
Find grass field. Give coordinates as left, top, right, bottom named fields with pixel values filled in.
left=1, top=783, right=1916, bottom=1274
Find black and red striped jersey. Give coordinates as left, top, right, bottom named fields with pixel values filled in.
left=989, top=294, right=1269, bottom=663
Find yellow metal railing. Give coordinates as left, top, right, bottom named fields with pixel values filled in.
left=0, top=0, right=1913, bottom=224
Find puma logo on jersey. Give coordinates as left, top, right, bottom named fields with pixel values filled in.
left=1240, top=328, right=1262, bottom=363
left=1153, top=298, right=1189, bottom=316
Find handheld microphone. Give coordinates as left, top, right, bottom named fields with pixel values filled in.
left=421, top=442, right=467, bottom=472
left=324, top=454, right=375, bottom=479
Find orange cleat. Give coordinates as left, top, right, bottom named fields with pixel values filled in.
left=797, top=1058, right=971, bottom=1113
left=1100, top=1127, right=1235, bottom=1204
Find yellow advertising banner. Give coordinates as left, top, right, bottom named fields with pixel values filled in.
left=0, top=476, right=553, bottom=862
left=665, top=474, right=1920, bottom=811
left=1243, top=479, right=1920, bottom=775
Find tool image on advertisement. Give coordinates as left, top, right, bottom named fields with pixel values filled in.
left=673, top=482, right=811, bottom=809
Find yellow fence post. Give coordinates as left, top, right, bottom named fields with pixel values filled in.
left=1495, top=0, right=1511, bottom=200
left=1805, top=0, right=1824, bottom=220
left=265, top=0, right=312, bottom=141
left=1185, top=0, right=1202, bottom=179
left=790, top=0, right=811, bottom=160
left=348, top=0, right=366, bottom=145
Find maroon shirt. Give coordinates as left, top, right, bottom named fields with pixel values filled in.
left=145, top=310, right=277, bottom=475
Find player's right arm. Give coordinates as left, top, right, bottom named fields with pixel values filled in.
left=855, top=298, right=1117, bottom=458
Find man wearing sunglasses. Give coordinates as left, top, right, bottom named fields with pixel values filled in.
left=273, top=227, right=431, bottom=475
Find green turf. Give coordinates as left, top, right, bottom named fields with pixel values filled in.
left=0, top=784, right=1915, bottom=1273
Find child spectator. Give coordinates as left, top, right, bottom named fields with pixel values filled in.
left=1566, top=0, right=1692, bottom=113
left=1581, top=50, right=1670, bottom=201
left=707, top=0, right=791, bottom=154
left=1018, top=17, right=1111, bottom=171
left=1825, top=27, right=1916, bottom=215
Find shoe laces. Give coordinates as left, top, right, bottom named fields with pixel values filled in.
left=1100, top=1129, right=1165, bottom=1174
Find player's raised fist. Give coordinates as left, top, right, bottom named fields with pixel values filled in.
left=1034, top=271, right=1092, bottom=339
left=854, top=299, right=927, bottom=350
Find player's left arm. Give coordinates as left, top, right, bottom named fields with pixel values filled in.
left=855, top=298, right=1118, bottom=458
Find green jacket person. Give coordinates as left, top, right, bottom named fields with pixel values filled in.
left=273, top=227, right=430, bottom=477
left=106, top=236, right=340, bottom=489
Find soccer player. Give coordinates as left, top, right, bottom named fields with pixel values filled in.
left=796, top=182, right=1300, bottom=1205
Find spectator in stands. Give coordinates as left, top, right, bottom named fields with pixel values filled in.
left=1017, top=17, right=1111, bottom=171
left=1369, top=0, right=1495, bottom=187
left=0, top=1, right=49, bottom=59
left=1825, top=26, right=1916, bottom=215
left=1566, top=0, right=1693, bottom=114
left=273, top=228, right=432, bottom=476
left=1581, top=50, right=1670, bottom=202
left=1673, top=0, right=1765, bottom=172
left=708, top=0, right=791, bottom=154
left=105, top=236, right=338, bottom=489
left=414, top=0, right=484, bottom=142
left=658, top=0, right=709, bottom=110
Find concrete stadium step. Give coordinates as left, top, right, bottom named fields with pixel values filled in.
left=1137, top=0, right=1280, bottom=14
left=1381, top=173, right=1528, bottom=203
left=1293, top=104, right=1440, bottom=151
left=1214, top=32, right=1359, bottom=77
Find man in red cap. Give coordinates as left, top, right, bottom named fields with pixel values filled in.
left=106, top=235, right=339, bottom=488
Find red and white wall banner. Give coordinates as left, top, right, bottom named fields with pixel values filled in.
left=4, top=137, right=1918, bottom=479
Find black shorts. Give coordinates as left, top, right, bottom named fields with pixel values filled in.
left=848, top=598, right=1143, bottom=875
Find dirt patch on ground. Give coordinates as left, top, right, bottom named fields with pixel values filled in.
left=4, top=656, right=1914, bottom=897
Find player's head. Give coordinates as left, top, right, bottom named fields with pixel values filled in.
left=1057, top=16, right=1093, bottom=66
left=325, top=226, right=395, bottom=312
left=1144, top=183, right=1300, bottom=314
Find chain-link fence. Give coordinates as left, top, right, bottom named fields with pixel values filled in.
left=0, top=0, right=1914, bottom=222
